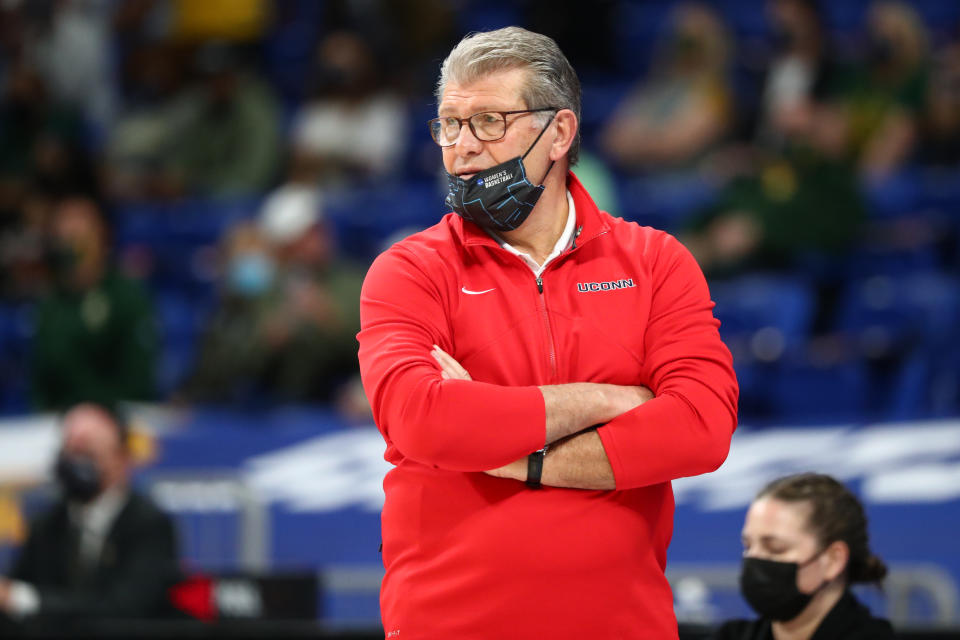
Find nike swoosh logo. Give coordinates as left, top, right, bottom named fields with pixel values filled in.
left=461, top=287, right=496, bottom=295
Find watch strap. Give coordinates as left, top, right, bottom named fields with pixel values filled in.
left=526, top=447, right=546, bottom=488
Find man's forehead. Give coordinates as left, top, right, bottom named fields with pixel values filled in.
left=63, top=405, right=120, bottom=447
left=439, top=68, right=528, bottom=113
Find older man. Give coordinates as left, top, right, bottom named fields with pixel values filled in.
left=0, top=403, right=179, bottom=622
left=358, top=27, right=738, bottom=639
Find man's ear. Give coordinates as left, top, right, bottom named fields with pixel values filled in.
left=549, top=109, right=578, bottom=162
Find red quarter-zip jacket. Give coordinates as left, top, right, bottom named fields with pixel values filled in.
left=358, top=172, right=738, bottom=639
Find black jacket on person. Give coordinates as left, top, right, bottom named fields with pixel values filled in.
left=9, top=490, right=180, bottom=620
left=713, top=590, right=895, bottom=640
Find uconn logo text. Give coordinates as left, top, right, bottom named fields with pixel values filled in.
left=577, top=279, right=636, bottom=293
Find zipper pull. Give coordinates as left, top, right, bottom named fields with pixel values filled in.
left=536, top=276, right=543, bottom=294
left=571, top=225, right=583, bottom=249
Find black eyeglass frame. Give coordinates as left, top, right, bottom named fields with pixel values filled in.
left=427, top=107, right=559, bottom=147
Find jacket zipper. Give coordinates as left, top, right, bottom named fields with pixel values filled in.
left=533, top=225, right=588, bottom=382
left=486, top=224, right=593, bottom=384
left=535, top=274, right=558, bottom=382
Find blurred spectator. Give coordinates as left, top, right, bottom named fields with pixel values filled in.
left=179, top=186, right=364, bottom=405
left=26, top=0, right=116, bottom=144
left=919, top=27, right=960, bottom=167
left=288, top=30, right=408, bottom=188
left=714, top=472, right=893, bottom=639
left=165, top=42, right=281, bottom=198
left=316, top=0, right=458, bottom=98
left=0, top=64, right=88, bottom=213
left=755, top=0, right=841, bottom=150
left=176, top=220, right=279, bottom=403
left=0, top=190, right=55, bottom=302
left=31, top=196, right=158, bottom=411
left=599, top=3, right=733, bottom=173
left=105, top=39, right=189, bottom=201
left=0, top=403, right=179, bottom=624
left=682, top=141, right=864, bottom=279
left=107, top=41, right=280, bottom=200
left=683, top=0, right=864, bottom=282
left=0, top=2, right=27, bottom=78
left=835, top=1, right=930, bottom=179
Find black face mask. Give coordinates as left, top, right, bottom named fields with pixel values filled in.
left=313, top=64, right=356, bottom=95
left=739, top=552, right=827, bottom=621
left=46, top=241, right=79, bottom=279
left=772, top=25, right=798, bottom=53
left=55, top=453, right=102, bottom=504
left=868, top=36, right=896, bottom=67
left=444, top=113, right=555, bottom=233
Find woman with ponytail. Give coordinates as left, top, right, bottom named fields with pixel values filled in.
left=714, top=472, right=894, bottom=640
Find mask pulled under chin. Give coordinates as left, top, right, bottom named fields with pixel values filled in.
left=444, top=114, right=555, bottom=233
left=739, top=555, right=827, bottom=621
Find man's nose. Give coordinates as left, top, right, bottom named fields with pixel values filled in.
left=453, top=121, right=483, bottom=154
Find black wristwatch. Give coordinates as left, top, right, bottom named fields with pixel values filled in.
left=526, top=447, right=547, bottom=488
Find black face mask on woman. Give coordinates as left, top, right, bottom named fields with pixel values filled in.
left=444, top=114, right=556, bottom=233
left=739, top=552, right=827, bottom=621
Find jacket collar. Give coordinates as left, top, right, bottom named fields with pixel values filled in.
left=456, top=171, right=611, bottom=249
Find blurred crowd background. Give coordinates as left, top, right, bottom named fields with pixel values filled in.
left=0, top=0, right=958, bottom=424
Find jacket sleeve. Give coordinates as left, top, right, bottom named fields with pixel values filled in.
left=358, top=246, right=545, bottom=471
left=597, top=234, right=738, bottom=490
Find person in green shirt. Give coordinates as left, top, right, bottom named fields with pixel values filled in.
left=683, top=141, right=865, bottom=280
left=834, top=1, right=931, bottom=179
left=31, top=196, right=158, bottom=410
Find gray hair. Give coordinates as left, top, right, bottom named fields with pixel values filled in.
left=436, top=26, right=582, bottom=165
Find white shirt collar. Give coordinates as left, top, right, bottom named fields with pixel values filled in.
left=82, top=486, right=128, bottom=532
left=69, top=486, right=129, bottom=562
left=493, top=190, right=577, bottom=277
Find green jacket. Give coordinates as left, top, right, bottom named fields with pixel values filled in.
left=31, top=270, right=158, bottom=410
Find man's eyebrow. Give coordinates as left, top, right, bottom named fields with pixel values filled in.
left=437, top=106, right=506, bottom=117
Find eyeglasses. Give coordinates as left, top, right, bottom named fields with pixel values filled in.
left=428, top=107, right=558, bottom=147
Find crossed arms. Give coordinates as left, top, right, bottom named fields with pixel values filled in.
left=358, top=234, right=738, bottom=492
left=430, top=344, right=652, bottom=490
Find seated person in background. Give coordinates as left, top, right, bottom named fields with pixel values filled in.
left=176, top=220, right=275, bottom=403
left=0, top=402, right=179, bottom=622
left=919, top=25, right=960, bottom=167
left=682, top=3, right=862, bottom=282
left=835, top=0, right=930, bottom=180
left=714, top=472, right=894, bottom=640
left=179, top=186, right=364, bottom=406
left=600, top=2, right=733, bottom=173
left=31, top=195, right=158, bottom=411
left=166, top=42, right=281, bottom=198
left=108, top=41, right=281, bottom=201
left=104, top=40, right=190, bottom=202
left=288, top=30, right=408, bottom=189
left=756, top=0, right=841, bottom=150
left=0, top=64, right=86, bottom=213
left=681, top=115, right=864, bottom=280
left=257, top=185, right=366, bottom=407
